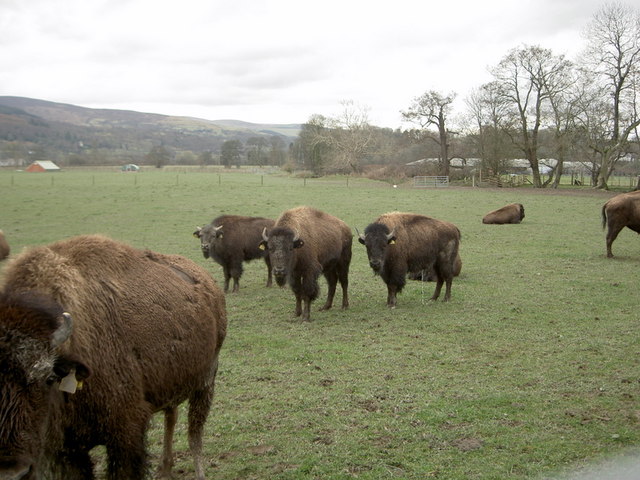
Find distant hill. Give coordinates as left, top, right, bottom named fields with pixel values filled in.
left=0, top=96, right=300, bottom=166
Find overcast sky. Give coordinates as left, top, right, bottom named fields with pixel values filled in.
left=0, top=0, right=616, bottom=128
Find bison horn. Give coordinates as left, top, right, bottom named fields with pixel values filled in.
left=262, top=227, right=269, bottom=242
left=51, top=312, right=73, bottom=348
left=193, top=226, right=202, bottom=238
left=355, top=227, right=365, bottom=242
left=386, top=228, right=396, bottom=241
left=292, top=229, right=300, bottom=242
left=214, top=225, right=223, bottom=232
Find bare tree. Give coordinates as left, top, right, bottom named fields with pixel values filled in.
left=582, top=2, right=640, bottom=189
left=490, top=45, right=573, bottom=187
left=324, top=100, right=374, bottom=173
left=295, top=114, right=331, bottom=175
left=402, top=91, right=456, bottom=176
left=464, top=82, right=515, bottom=176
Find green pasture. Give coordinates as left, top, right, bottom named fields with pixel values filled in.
left=1, top=169, right=639, bottom=479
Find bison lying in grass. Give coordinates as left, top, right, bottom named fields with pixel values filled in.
left=359, top=212, right=461, bottom=308
left=0, top=234, right=226, bottom=480
left=482, top=203, right=525, bottom=224
left=602, top=190, right=640, bottom=257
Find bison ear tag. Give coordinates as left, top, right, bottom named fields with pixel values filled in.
left=389, top=239, right=396, bottom=245
left=59, top=369, right=79, bottom=394
left=259, top=244, right=265, bottom=250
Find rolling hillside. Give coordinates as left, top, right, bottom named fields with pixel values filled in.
left=0, top=96, right=300, bottom=165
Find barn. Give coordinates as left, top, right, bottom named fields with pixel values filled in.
left=26, top=160, right=61, bottom=173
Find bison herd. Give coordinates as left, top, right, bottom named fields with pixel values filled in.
left=1, top=190, right=639, bottom=479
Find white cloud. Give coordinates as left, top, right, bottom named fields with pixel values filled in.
left=0, top=0, right=620, bottom=127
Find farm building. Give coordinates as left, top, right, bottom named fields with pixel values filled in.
left=26, top=160, right=61, bottom=172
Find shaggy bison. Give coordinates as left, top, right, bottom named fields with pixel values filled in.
left=602, top=190, right=640, bottom=257
left=482, top=203, right=525, bottom=224
left=0, top=230, right=8, bottom=260
left=259, top=206, right=352, bottom=322
left=358, top=212, right=461, bottom=308
left=194, top=214, right=275, bottom=292
left=0, top=234, right=226, bottom=480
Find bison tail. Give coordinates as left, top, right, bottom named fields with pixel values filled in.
left=601, top=204, right=607, bottom=230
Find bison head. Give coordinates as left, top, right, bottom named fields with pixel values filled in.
left=0, top=293, right=90, bottom=479
left=358, top=223, right=396, bottom=274
left=260, top=227, right=303, bottom=287
left=193, top=224, right=224, bottom=259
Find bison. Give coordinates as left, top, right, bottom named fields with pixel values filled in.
left=0, top=230, right=8, bottom=260
left=482, top=203, right=525, bottom=224
left=0, top=234, right=226, bottom=480
left=358, top=212, right=461, bottom=308
left=259, top=206, right=352, bottom=322
left=194, top=214, right=275, bottom=292
left=601, top=190, right=640, bottom=257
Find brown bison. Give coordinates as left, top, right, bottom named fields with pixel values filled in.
left=259, top=206, right=352, bottom=322
left=358, top=212, right=461, bottom=308
left=0, top=230, right=9, bottom=261
left=194, top=214, right=275, bottom=292
left=0, top=234, right=226, bottom=480
left=602, top=190, right=640, bottom=257
left=482, top=203, right=525, bottom=224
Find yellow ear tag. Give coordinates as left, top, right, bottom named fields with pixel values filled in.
left=259, top=244, right=265, bottom=250
left=389, top=239, right=396, bottom=245
left=59, top=369, right=79, bottom=394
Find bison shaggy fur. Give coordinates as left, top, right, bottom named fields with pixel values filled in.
left=260, top=206, right=352, bottom=322
left=359, top=212, right=461, bottom=308
left=0, top=230, right=9, bottom=261
left=194, top=214, right=275, bottom=293
left=0, top=234, right=226, bottom=480
left=482, top=203, right=525, bottom=224
left=601, top=190, right=640, bottom=257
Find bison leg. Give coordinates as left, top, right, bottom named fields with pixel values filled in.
left=386, top=284, right=398, bottom=308
left=294, top=292, right=303, bottom=317
left=606, top=224, right=624, bottom=258
left=228, top=262, right=243, bottom=293
left=52, top=446, right=96, bottom=480
left=188, top=386, right=215, bottom=480
left=221, top=266, right=231, bottom=293
left=320, top=269, right=338, bottom=311
left=301, top=297, right=313, bottom=322
left=106, top=411, right=151, bottom=480
left=338, top=266, right=349, bottom=310
left=264, top=256, right=273, bottom=287
left=443, top=277, right=453, bottom=302
left=431, top=278, right=444, bottom=300
left=157, top=406, right=178, bottom=479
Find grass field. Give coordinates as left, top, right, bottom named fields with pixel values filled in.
left=1, top=169, right=639, bottom=479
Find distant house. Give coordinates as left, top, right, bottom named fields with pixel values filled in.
left=26, top=161, right=61, bottom=172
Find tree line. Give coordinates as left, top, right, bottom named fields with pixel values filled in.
left=291, top=3, right=640, bottom=189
